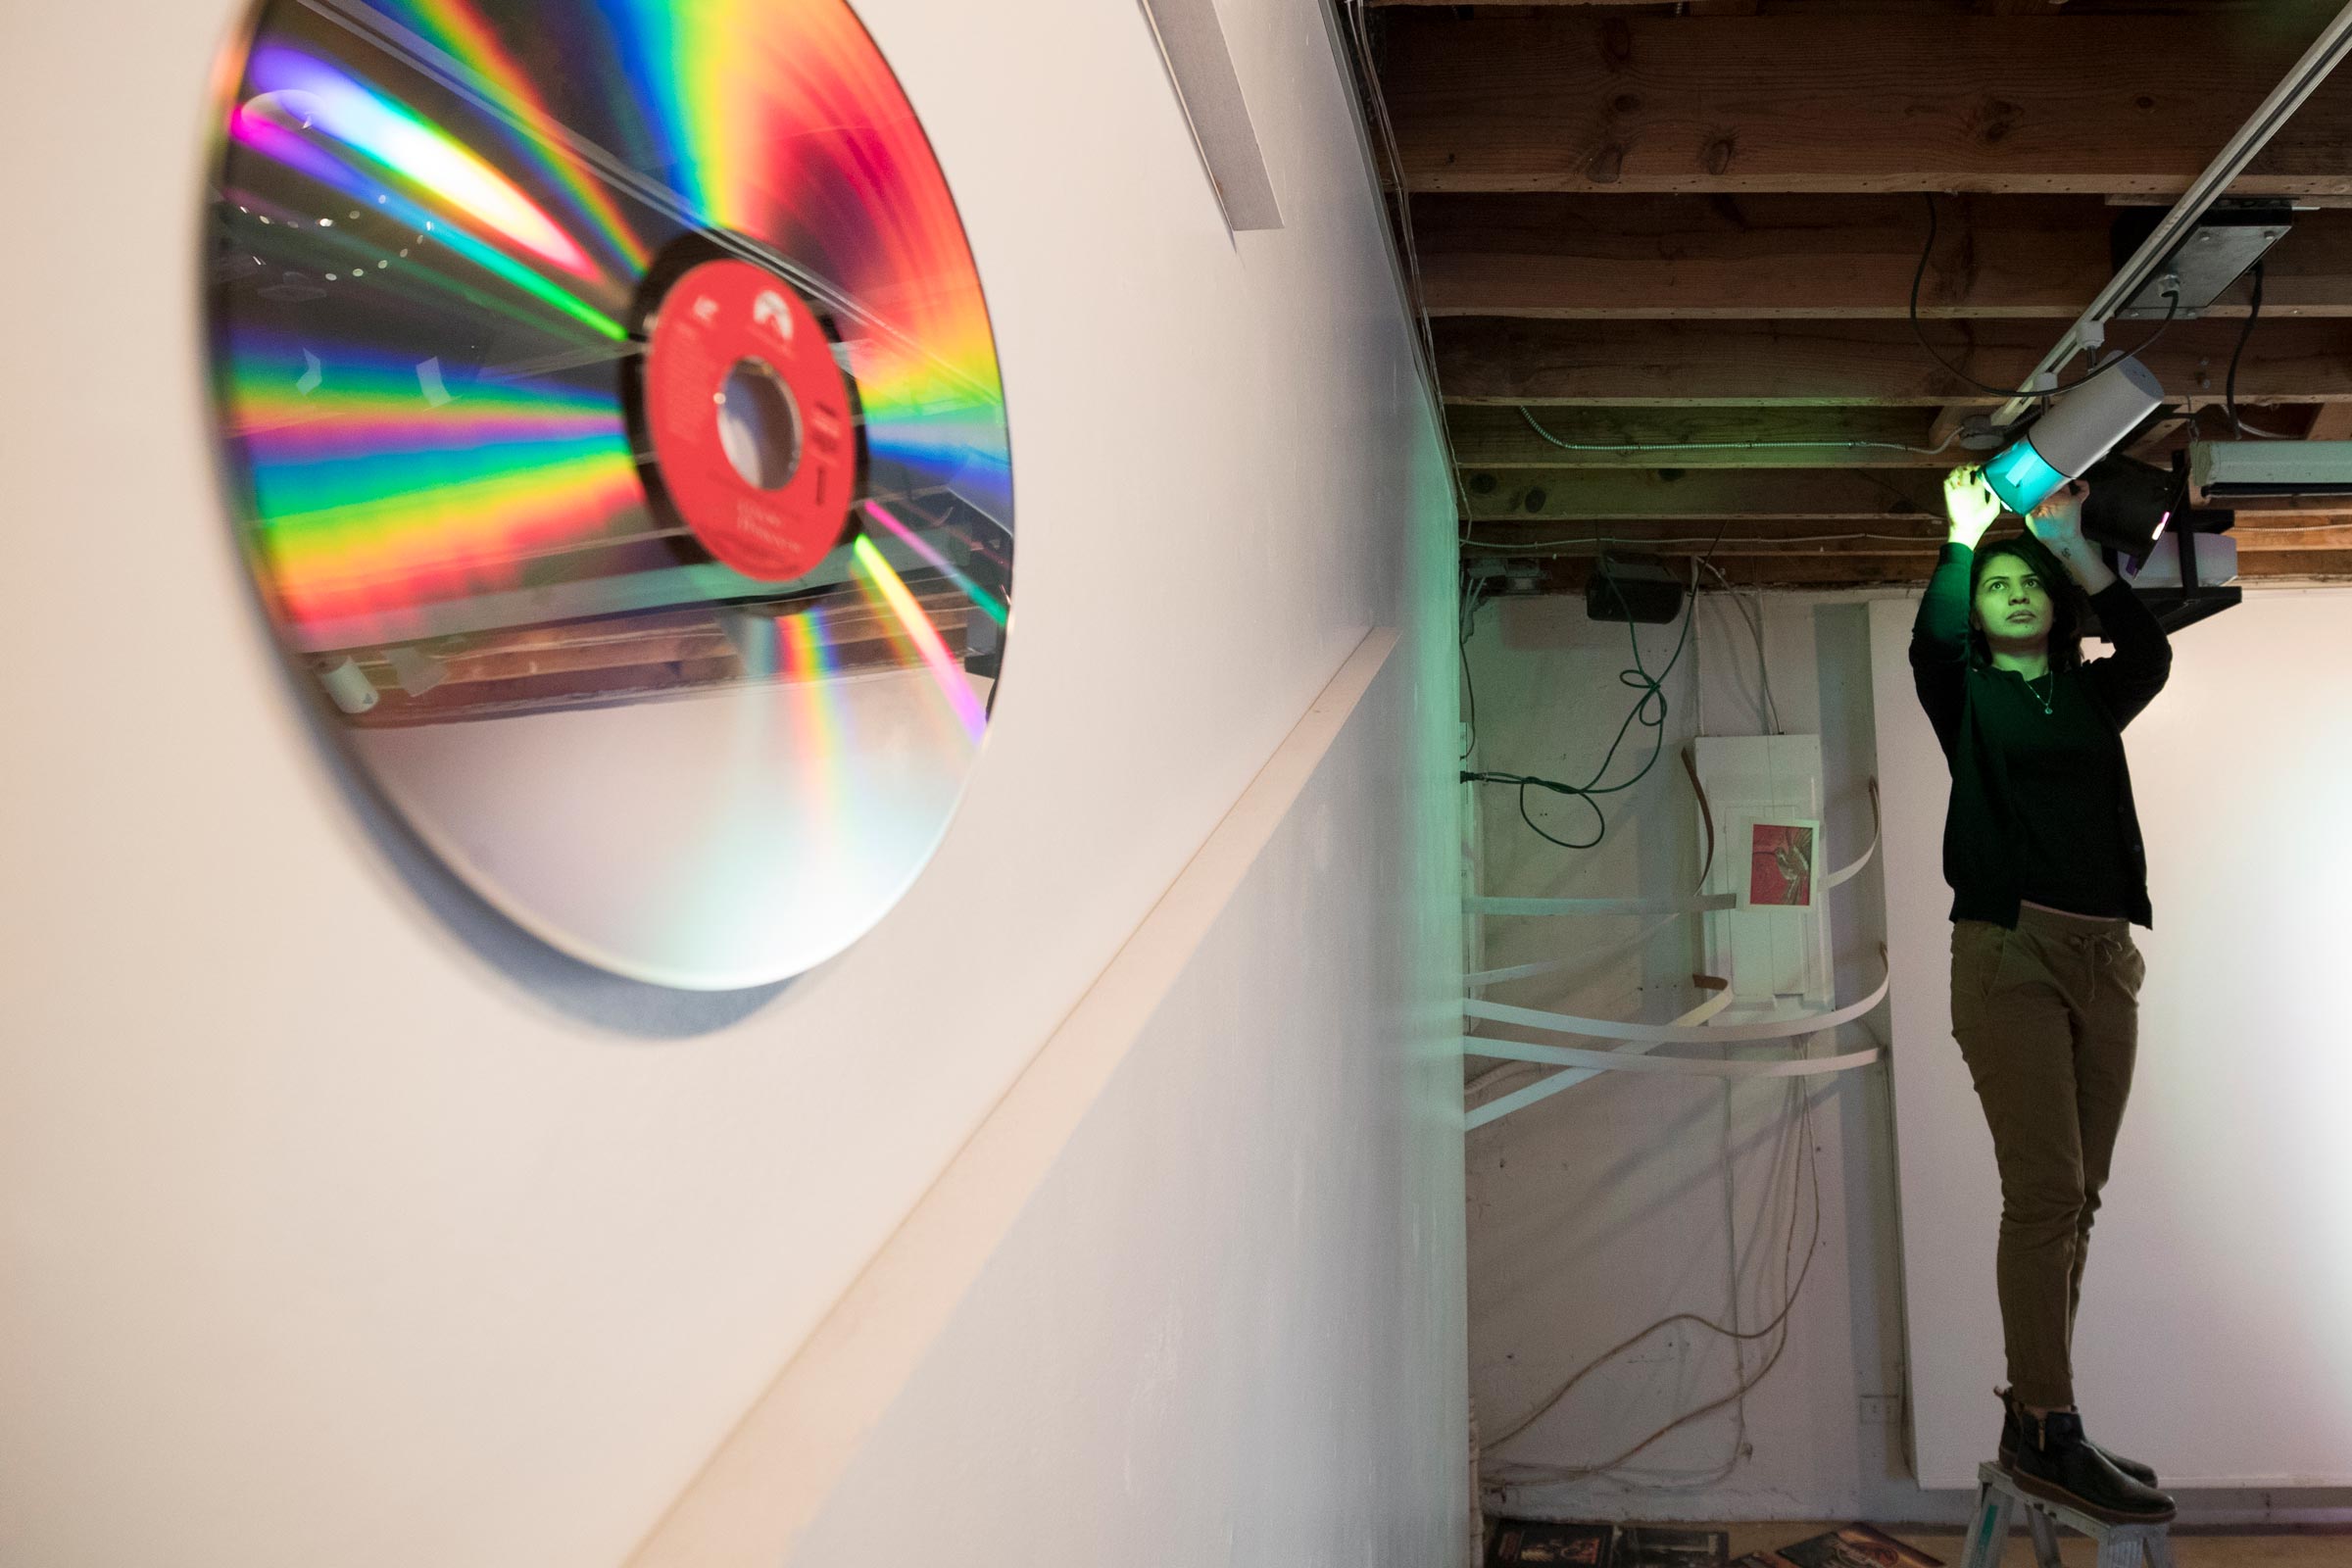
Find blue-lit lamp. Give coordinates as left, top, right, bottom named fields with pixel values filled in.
left=1982, top=358, right=2165, bottom=514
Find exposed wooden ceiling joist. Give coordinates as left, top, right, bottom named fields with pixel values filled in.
left=1409, top=194, right=2352, bottom=318
left=1462, top=464, right=2352, bottom=521
left=2309, top=404, right=2352, bottom=439
left=1451, top=404, right=1945, bottom=466
left=1433, top=317, right=2352, bottom=405
left=1465, top=514, right=2352, bottom=550
left=1376, top=2, right=2352, bottom=583
left=1464, top=466, right=1943, bottom=519
left=1375, top=1, right=2234, bottom=11
left=1380, top=8, right=2352, bottom=195
left=1495, top=551, right=2352, bottom=594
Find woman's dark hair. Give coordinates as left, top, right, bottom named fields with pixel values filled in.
left=1966, top=532, right=2085, bottom=672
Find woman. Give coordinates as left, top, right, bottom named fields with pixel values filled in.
left=1910, top=466, right=2176, bottom=1524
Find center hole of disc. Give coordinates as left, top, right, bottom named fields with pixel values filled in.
left=715, top=357, right=802, bottom=491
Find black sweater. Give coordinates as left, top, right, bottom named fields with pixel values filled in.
left=1909, top=542, right=2173, bottom=929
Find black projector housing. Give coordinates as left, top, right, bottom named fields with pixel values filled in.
left=1586, top=553, right=1686, bottom=625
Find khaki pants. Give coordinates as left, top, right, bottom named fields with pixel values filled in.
left=1948, top=905, right=2146, bottom=1410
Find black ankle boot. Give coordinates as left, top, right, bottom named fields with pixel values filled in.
left=2009, top=1407, right=2176, bottom=1524
left=1996, top=1388, right=2161, bottom=1488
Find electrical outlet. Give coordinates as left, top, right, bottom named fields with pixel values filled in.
left=1859, top=1394, right=1903, bottom=1424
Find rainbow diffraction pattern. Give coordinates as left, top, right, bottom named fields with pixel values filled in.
left=205, top=0, right=1014, bottom=989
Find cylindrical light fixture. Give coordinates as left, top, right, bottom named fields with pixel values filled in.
left=1982, top=358, right=2165, bottom=514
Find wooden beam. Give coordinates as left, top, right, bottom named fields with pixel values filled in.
left=1451, top=402, right=2336, bottom=474
left=1464, top=462, right=2352, bottom=522
left=2121, top=398, right=2352, bottom=459
left=2232, top=549, right=2352, bottom=573
left=1372, top=0, right=2115, bottom=8
left=1924, top=402, right=1981, bottom=457
left=1468, top=516, right=2352, bottom=552
left=2233, top=521, right=2352, bottom=550
left=1465, top=522, right=1949, bottom=554
left=1477, top=548, right=2352, bottom=592
left=1450, top=405, right=1943, bottom=466
left=1464, top=466, right=1945, bottom=521
left=1379, top=8, right=2352, bottom=195
left=1409, top=194, right=2352, bottom=319
left=1371, top=1, right=2076, bottom=9
left=2307, top=404, right=2352, bottom=440
left=1433, top=318, right=2352, bottom=405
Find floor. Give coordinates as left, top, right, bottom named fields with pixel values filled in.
left=1724, top=1522, right=2352, bottom=1567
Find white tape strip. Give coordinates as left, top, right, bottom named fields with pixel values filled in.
left=1460, top=788, right=1885, bottom=1125
left=1465, top=914, right=1680, bottom=989
left=1463, top=980, right=1737, bottom=1129
left=1463, top=1036, right=1883, bottom=1081
left=1467, top=892, right=1733, bottom=916
left=1463, top=958, right=1889, bottom=1045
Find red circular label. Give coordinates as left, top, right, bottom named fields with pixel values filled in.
left=642, top=258, right=858, bottom=581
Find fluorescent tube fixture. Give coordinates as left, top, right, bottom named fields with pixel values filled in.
left=2188, top=440, right=2352, bottom=502
left=1982, top=359, right=2165, bottom=515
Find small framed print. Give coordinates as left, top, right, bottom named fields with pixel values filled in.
left=1735, top=813, right=1822, bottom=910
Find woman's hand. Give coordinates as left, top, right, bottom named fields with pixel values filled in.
left=1942, top=466, right=2000, bottom=551
left=2028, top=478, right=2117, bottom=592
left=2027, top=477, right=2090, bottom=548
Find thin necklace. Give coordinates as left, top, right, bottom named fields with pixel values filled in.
left=2023, top=667, right=2055, bottom=715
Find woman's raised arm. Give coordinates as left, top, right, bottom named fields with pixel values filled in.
left=1910, top=466, right=1996, bottom=757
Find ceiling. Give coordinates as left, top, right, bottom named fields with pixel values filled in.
left=1364, top=0, right=2352, bottom=589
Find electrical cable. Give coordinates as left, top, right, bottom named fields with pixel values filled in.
left=1482, top=1075, right=1825, bottom=1470
left=2188, top=398, right=2299, bottom=443
left=1491, top=1072, right=1791, bottom=1495
left=1515, top=404, right=1959, bottom=459
left=1464, top=501, right=1884, bottom=1488
left=1909, top=193, right=2180, bottom=400
left=1683, top=748, right=1715, bottom=893
left=2189, top=404, right=2298, bottom=442
left=1696, top=558, right=1783, bottom=735
left=1459, top=574, right=1488, bottom=762
left=1460, top=521, right=1727, bottom=851
left=2224, top=260, right=2285, bottom=439
left=1715, top=1074, right=1755, bottom=1487
left=1483, top=528, right=1946, bottom=552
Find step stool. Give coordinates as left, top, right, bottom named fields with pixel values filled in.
left=1958, top=1461, right=2176, bottom=1568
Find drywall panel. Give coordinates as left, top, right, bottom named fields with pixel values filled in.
left=1870, top=591, right=2352, bottom=1489
left=0, top=0, right=1459, bottom=1561
left=777, top=646, right=1469, bottom=1568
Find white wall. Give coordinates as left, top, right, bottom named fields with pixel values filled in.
left=1463, top=583, right=2352, bottom=1527
left=786, top=649, right=1467, bottom=1568
left=0, top=1, right=1464, bottom=1563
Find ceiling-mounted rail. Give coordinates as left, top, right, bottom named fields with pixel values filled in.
left=1992, top=3, right=2352, bottom=428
